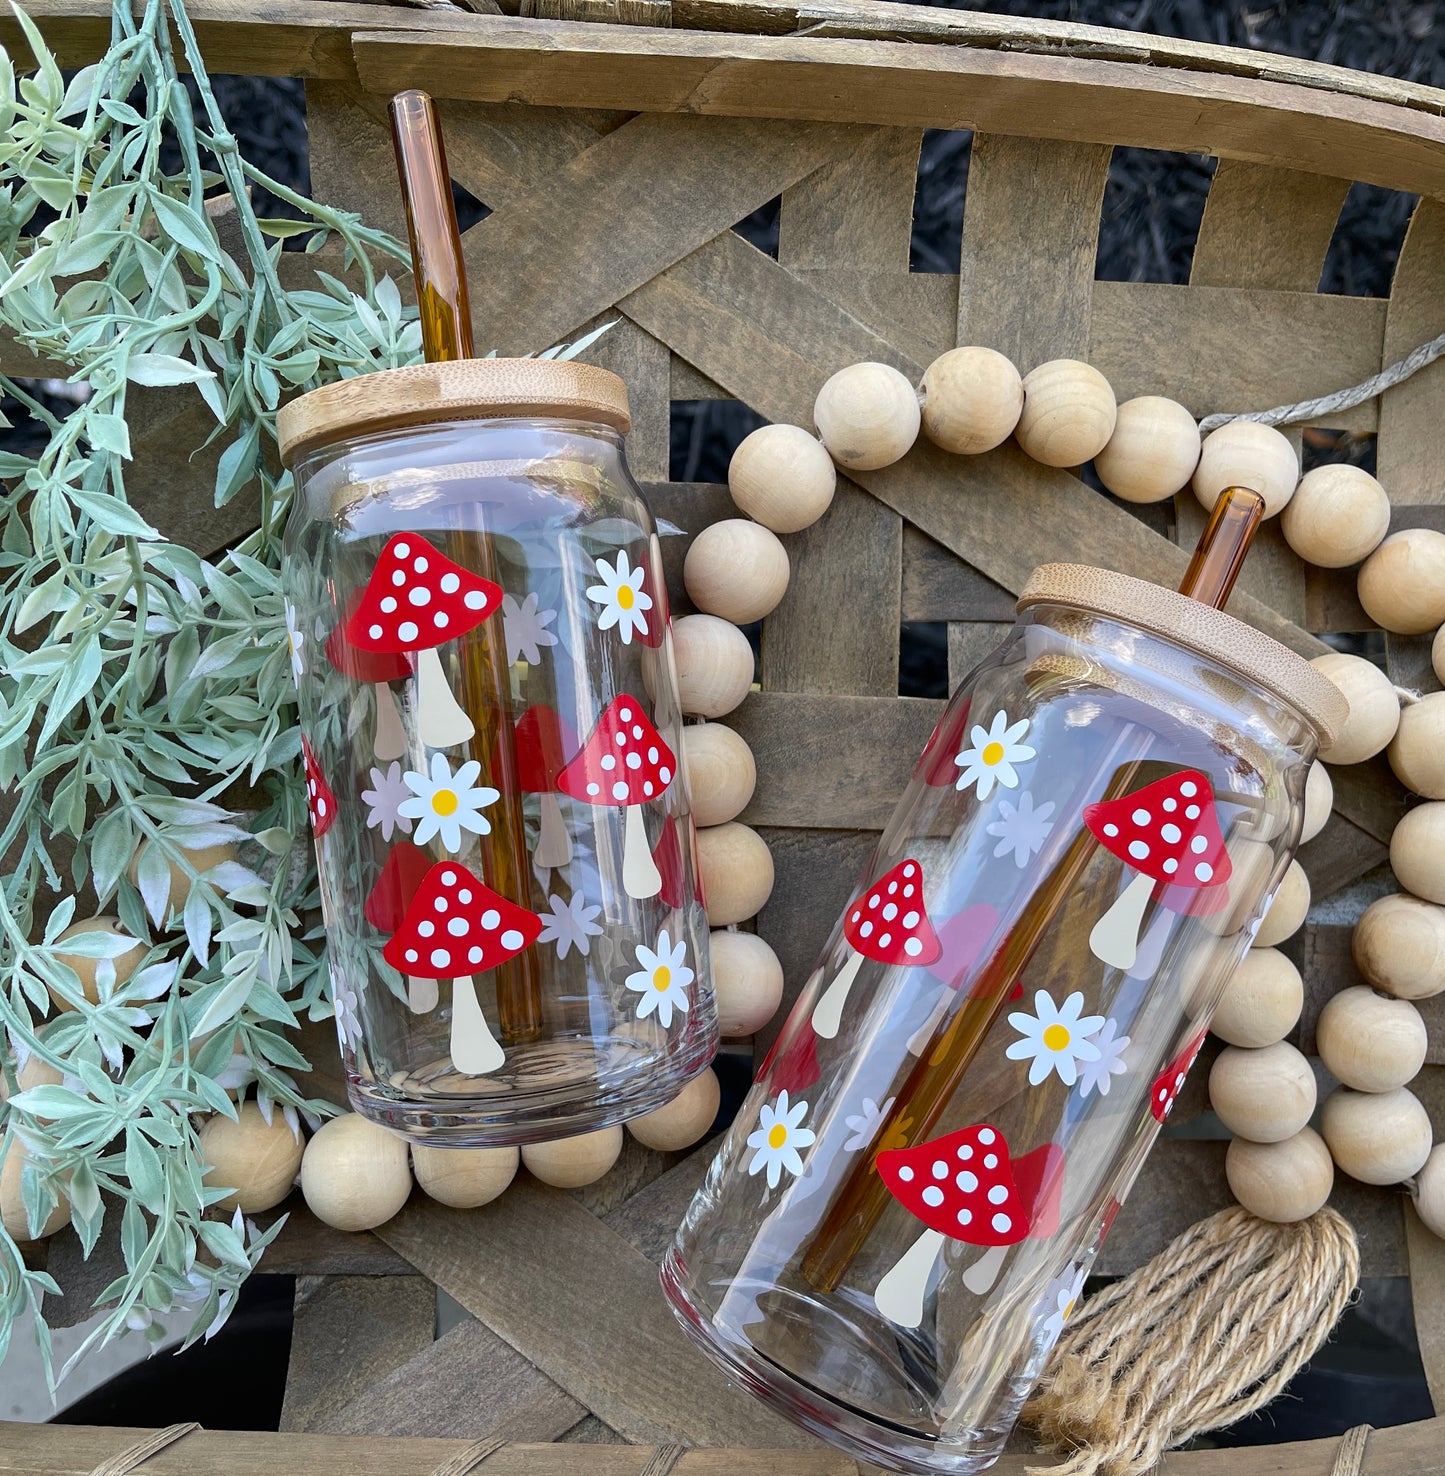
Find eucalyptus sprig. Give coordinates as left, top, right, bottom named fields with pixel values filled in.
left=0, top=0, right=427, bottom=1385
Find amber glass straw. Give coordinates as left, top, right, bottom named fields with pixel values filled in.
left=388, top=91, right=543, bottom=1048
left=801, top=477, right=1267, bottom=1292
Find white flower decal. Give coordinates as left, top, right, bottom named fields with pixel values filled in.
left=986, top=790, right=1055, bottom=868
left=955, top=709, right=1036, bottom=800
left=1038, top=1265, right=1087, bottom=1346
left=284, top=600, right=305, bottom=683
left=747, top=1090, right=816, bottom=1189
left=1006, top=989, right=1105, bottom=1087
left=1077, top=1018, right=1131, bottom=1098
left=843, top=1095, right=895, bottom=1153
left=586, top=550, right=652, bottom=644
left=398, top=753, right=500, bottom=853
left=538, top=890, right=604, bottom=960
left=502, top=591, right=559, bottom=666
left=361, top=761, right=414, bottom=842
left=333, top=975, right=362, bottom=1050
left=625, top=928, right=694, bottom=1028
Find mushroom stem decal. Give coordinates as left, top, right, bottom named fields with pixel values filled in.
left=344, top=533, right=503, bottom=752
left=959, top=1140, right=1064, bottom=1295
left=1083, top=769, right=1230, bottom=971
left=512, top=704, right=577, bottom=870
left=812, top=860, right=940, bottom=1040
left=556, top=696, right=676, bottom=901
left=382, top=861, right=542, bottom=1075
left=874, top=1123, right=1029, bottom=1330
left=365, top=840, right=438, bottom=1014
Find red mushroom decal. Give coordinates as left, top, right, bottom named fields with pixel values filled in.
left=513, top=704, right=577, bottom=870
left=344, top=533, right=502, bottom=751
left=920, top=699, right=971, bottom=788
left=874, top=1123, right=1029, bottom=1329
left=366, top=840, right=437, bottom=1013
left=556, top=696, right=676, bottom=901
left=637, top=534, right=670, bottom=651
left=906, top=903, right=1003, bottom=1056
left=302, top=737, right=336, bottom=838
left=382, top=861, right=542, bottom=1075
left=652, top=814, right=686, bottom=910
left=811, top=859, right=941, bottom=1040
left=1083, top=769, right=1230, bottom=972
left=960, top=1140, right=1065, bottom=1294
left=326, top=592, right=412, bottom=762
left=1150, top=1026, right=1208, bottom=1122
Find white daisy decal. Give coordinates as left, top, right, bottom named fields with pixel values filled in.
left=1006, top=989, right=1105, bottom=1087
left=986, top=790, right=1055, bottom=868
left=843, top=1095, right=895, bottom=1153
left=333, top=975, right=362, bottom=1050
left=538, top=890, right=604, bottom=960
left=747, top=1091, right=816, bottom=1189
left=1076, top=1018, right=1131, bottom=1098
left=397, top=753, right=500, bottom=853
left=586, top=550, right=652, bottom=644
left=284, top=600, right=305, bottom=683
left=361, top=761, right=414, bottom=842
left=1038, top=1265, right=1087, bottom=1346
left=502, top=591, right=559, bottom=666
left=625, top=928, right=694, bottom=1027
left=955, top=709, right=1036, bottom=800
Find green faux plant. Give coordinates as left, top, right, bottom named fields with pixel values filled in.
left=0, top=0, right=606, bottom=1386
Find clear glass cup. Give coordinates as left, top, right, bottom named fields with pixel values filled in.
left=663, top=570, right=1339, bottom=1474
left=280, top=362, right=715, bottom=1146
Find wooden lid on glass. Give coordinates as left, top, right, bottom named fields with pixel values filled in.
left=1018, top=562, right=1348, bottom=747
left=276, top=358, right=632, bottom=465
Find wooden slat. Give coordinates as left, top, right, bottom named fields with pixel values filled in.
left=349, top=20, right=1445, bottom=199
left=1406, top=1203, right=1445, bottom=1418
left=588, top=316, right=672, bottom=481
left=958, top=134, right=1111, bottom=369
left=901, top=526, right=1016, bottom=623
left=1297, top=812, right=1391, bottom=899
left=375, top=1184, right=820, bottom=1447
left=303, top=79, right=410, bottom=239
left=946, top=621, right=1009, bottom=689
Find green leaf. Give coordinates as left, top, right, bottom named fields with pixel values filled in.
left=125, top=353, right=215, bottom=388
left=145, top=189, right=218, bottom=260
left=136, top=840, right=172, bottom=927
left=85, top=414, right=132, bottom=460
left=214, top=420, right=259, bottom=506
left=36, top=636, right=102, bottom=748
left=69, top=487, right=158, bottom=538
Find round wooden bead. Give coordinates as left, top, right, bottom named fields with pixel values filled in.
left=1280, top=464, right=1390, bottom=568
left=1209, top=1042, right=1317, bottom=1143
left=919, top=346, right=1023, bottom=455
left=1353, top=893, right=1445, bottom=1001
left=1192, top=422, right=1299, bottom=518
left=671, top=615, right=754, bottom=719
left=1357, top=528, right=1445, bottom=635
left=1316, top=985, right=1427, bottom=1093
left=1210, top=947, right=1303, bottom=1049
left=1015, top=359, right=1117, bottom=468
left=696, top=822, right=774, bottom=925
left=1301, top=760, right=1333, bottom=844
left=1434, top=624, right=1445, bottom=686
left=1391, top=802, right=1445, bottom=905
left=49, top=915, right=142, bottom=1010
left=1388, top=692, right=1445, bottom=799
left=300, top=1112, right=412, bottom=1232
left=412, top=1144, right=518, bottom=1208
left=728, top=423, right=836, bottom=533
left=200, top=1100, right=304, bottom=1214
left=1308, top=652, right=1400, bottom=765
left=521, top=1126, right=623, bottom=1188
left=682, top=724, right=756, bottom=828
left=129, top=840, right=238, bottom=917
left=0, top=1055, right=63, bottom=1105
left=1093, top=396, right=1200, bottom=504
left=627, top=1068, right=720, bottom=1151
left=1321, top=1085, right=1432, bottom=1185
left=1413, top=1144, right=1445, bottom=1240
left=1253, top=859, right=1310, bottom=948
left=813, top=362, right=920, bottom=471
left=1201, top=837, right=1275, bottom=938
left=683, top=520, right=791, bottom=626
left=711, top=929, right=785, bottom=1035
left=1226, top=1127, right=1334, bottom=1224
left=0, top=1140, right=69, bottom=1242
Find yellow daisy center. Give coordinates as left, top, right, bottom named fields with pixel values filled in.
left=431, top=788, right=459, bottom=817
left=982, top=741, right=1005, bottom=766
left=1042, top=1023, right=1071, bottom=1051
left=617, top=584, right=636, bottom=610
left=767, top=1123, right=788, bottom=1150
left=652, top=965, right=671, bottom=992
left=1063, top=1297, right=1077, bottom=1319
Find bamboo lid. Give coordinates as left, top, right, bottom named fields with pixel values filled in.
left=276, top=359, right=631, bottom=465
left=1017, top=563, right=1348, bottom=747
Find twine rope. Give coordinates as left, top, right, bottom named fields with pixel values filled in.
left=86, top=1423, right=201, bottom=1476
left=1197, top=327, right=1445, bottom=434
left=1022, top=1205, right=1359, bottom=1476
left=637, top=1444, right=689, bottom=1476
left=428, top=1435, right=508, bottom=1476
left=1329, top=1424, right=1373, bottom=1476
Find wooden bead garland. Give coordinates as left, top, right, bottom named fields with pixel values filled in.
left=1414, top=1145, right=1445, bottom=1240
left=50, top=915, right=141, bottom=1010
left=200, top=1101, right=304, bottom=1214
left=1388, top=691, right=1445, bottom=799
left=696, top=822, right=775, bottom=926
left=709, top=929, right=785, bottom=1036
left=1356, top=527, right=1445, bottom=635
left=1208, top=1041, right=1317, bottom=1144
left=728, top=423, right=836, bottom=533
left=1280, top=464, right=1390, bottom=568
left=1225, top=1128, right=1333, bottom=1225
left=1192, top=422, right=1299, bottom=518
left=813, top=362, right=920, bottom=471
left=521, top=1126, right=623, bottom=1188
left=1316, top=986, right=1428, bottom=1094
left=412, top=1144, right=518, bottom=1208
left=1307, top=652, right=1400, bottom=764
left=0, top=1139, right=69, bottom=1242
left=1390, top=801, right=1445, bottom=905
left=919, top=346, right=1023, bottom=455
left=1321, top=1086, right=1433, bottom=1186
left=1014, top=359, right=1117, bottom=467
left=626, top=1068, right=720, bottom=1151
left=681, top=723, right=757, bottom=827
left=301, top=1112, right=412, bottom=1232
left=1352, top=893, right=1445, bottom=1000
left=683, top=519, right=791, bottom=626
left=1252, top=859, right=1310, bottom=949
left=1300, top=760, right=1332, bottom=844
left=1209, top=948, right=1303, bottom=1050
left=128, top=839, right=238, bottom=917
left=671, top=614, right=755, bottom=718
left=1093, top=395, right=1201, bottom=504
